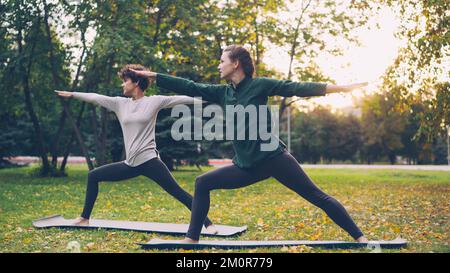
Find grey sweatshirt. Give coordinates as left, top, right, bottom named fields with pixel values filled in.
left=72, top=92, right=201, bottom=167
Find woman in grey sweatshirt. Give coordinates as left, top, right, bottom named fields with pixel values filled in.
left=55, top=64, right=217, bottom=234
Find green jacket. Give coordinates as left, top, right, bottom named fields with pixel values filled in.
left=156, top=73, right=327, bottom=169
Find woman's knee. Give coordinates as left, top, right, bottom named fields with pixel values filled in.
left=195, top=175, right=209, bottom=191
left=87, top=170, right=100, bottom=184
left=300, top=188, right=332, bottom=206
left=313, top=193, right=337, bottom=208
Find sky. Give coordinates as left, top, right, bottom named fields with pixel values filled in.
left=264, top=5, right=404, bottom=110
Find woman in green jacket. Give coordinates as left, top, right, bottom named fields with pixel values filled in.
left=131, top=45, right=368, bottom=243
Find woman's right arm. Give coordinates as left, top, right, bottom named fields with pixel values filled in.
left=130, top=69, right=226, bottom=104
left=55, top=90, right=119, bottom=112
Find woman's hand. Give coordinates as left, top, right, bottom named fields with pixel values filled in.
left=129, top=69, right=157, bottom=79
left=54, top=90, right=73, bottom=98
left=326, top=82, right=368, bottom=94
left=343, top=82, right=368, bottom=92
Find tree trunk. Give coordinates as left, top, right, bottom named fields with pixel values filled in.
left=91, top=6, right=120, bottom=166
left=90, top=105, right=101, bottom=166
left=60, top=102, right=88, bottom=172
left=280, top=0, right=313, bottom=121
left=95, top=55, right=115, bottom=166
left=51, top=109, right=67, bottom=167
left=43, top=0, right=93, bottom=171
left=388, top=153, right=396, bottom=165
left=17, top=16, right=51, bottom=175
left=252, top=12, right=261, bottom=73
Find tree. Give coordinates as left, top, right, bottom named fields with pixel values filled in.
left=331, top=114, right=362, bottom=162
left=270, top=0, right=372, bottom=118
left=360, top=91, right=407, bottom=164
left=42, top=0, right=94, bottom=171
left=291, top=110, right=323, bottom=163
left=2, top=0, right=73, bottom=176
left=376, top=0, right=449, bottom=142
left=291, top=106, right=362, bottom=163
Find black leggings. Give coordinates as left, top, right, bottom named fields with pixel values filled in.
left=186, top=151, right=364, bottom=240
left=80, top=157, right=213, bottom=228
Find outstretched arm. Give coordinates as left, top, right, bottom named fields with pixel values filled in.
left=325, top=82, right=368, bottom=94
left=129, top=69, right=226, bottom=104
left=158, top=95, right=205, bottom=109
left=264, top=78, right=367, bottom=97
left=55, top=90, right=119, bottom=112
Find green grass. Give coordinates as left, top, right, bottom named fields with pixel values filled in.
left=0, top=164, right=449, bottom=253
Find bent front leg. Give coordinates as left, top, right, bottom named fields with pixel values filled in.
left=186, top=164, right=270, bottom=241
left=81, top=161, right=139, bottom=219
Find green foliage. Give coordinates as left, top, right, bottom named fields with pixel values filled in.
left=0, top=0, right=447, bottom=171
left=155, top=109, right=207, bottom=169
left=360, top=91, right=407, bottom=164
left=0, top=0, right=71, bottom=165
left=377, top=0, right=449, bottom=140
left=291, top=106, right=362, bottom=163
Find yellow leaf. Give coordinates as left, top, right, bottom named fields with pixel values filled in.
left=85, top=242, right=95, bottom=251
left=257, top=218, right=264, bottom=227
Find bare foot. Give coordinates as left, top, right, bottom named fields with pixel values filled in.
left=205, top=224, right=218, bottom=235
left=356, top=236, right=369, bottom=243
left=180, top=237, right=199, bottom=244
left=73, top=217, right=89, bottom=226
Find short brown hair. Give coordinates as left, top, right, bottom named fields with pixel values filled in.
left=118, top=64, right=150, bottom=91
left=223, top=45, right=255, bottom=78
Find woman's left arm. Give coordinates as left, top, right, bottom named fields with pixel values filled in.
left=264, top=78, right=367, bottom=97
left=158, top=95, right=205, bottom=109
left=325, top=82, right=368, bottom=94
left=55, top=90, right=120, bottom=112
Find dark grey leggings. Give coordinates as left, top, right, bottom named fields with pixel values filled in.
left=80, top=157, right=213, bottom=228
left=186, top=150, right=363, bottom=240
